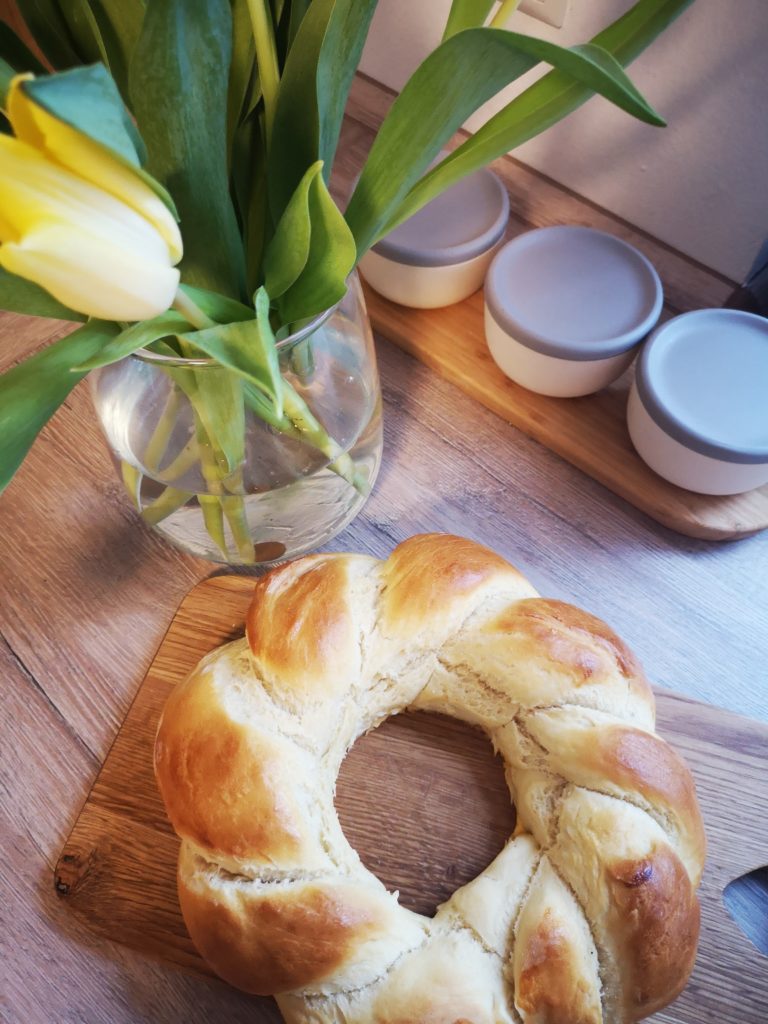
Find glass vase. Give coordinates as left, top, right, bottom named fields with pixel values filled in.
left=90, top=272, right=382, bottom=565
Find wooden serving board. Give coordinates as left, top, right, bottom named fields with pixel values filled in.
left=363, top=283, right=768, bottom=542
left=56, top=575, right=768, bottom=1023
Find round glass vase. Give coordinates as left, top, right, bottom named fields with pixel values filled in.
left=90, top=273, right=382, bottom=565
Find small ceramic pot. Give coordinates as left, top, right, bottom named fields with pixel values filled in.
left=359, top=167, right=509, bottom=309
left=484, top=225, right=663, bottom=397
left=628, top=308, right=768, bottom=495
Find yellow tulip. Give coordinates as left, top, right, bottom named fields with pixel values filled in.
left=0, top=75, right=183, bottom=321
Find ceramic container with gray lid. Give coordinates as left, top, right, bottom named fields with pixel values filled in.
left=484, top=225, right=663, bottom=397
left=359, top=167, right=509, bottom=309
left=628, top=308, right=768, bottom=495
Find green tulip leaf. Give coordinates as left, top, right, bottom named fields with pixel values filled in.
left=13, top=0, right=82, bottom=70
left=22, top=63, right=145, bottom=164
left=0, top=318, right=119, bottom=493
left=175, top=365, right=245, bottom=478
left=287, top=0, right=312, bottom=48
left=19, top=65, right=180, bottom=219
left=130, top=0, right=246, bottom=299
left=385, top=0, right=694, bottom=237
left=345, top=27, right=665, bottom=255
left=0, top=23, right=47, bottom=81
left=276, top=168, right=356, bottom=324
left=0, top=58, right=16, bottom=109
left=268, top=0, right=378, bottom=220
left=79, top=0, right=145, bottom=102
left=230, top=109, right=269, bottom=294
left=227, top=0, right=256, bottom=154
left=264, top=160, right=322, bottom=299
left=74, top=311, right=191, bottom=371
left=442, top=0, right=494, bottom=40
left=62, top=0, right=110, bottom=68
left=178, top=292, right=282, bottom=415
left=178, top=284, right=254, bottom=325
left=0, top=266, right=86, bottom=321
left=254, top=285, right=282, bottom=417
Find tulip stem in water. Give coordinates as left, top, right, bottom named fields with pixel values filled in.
left=143, top=287, right=366, bottom=563
left=141, top=486, right=194, bottom=527
left=144, top=387, right=183, bottom=473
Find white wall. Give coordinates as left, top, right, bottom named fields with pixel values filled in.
left=360, top=0, right=768, bottom=281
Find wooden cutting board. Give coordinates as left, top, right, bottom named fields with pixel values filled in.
left=55, top=575, right=768, bottom=1023
left=363, top=283, right=768, bottom=543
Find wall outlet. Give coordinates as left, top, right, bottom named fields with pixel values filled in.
left=519, top=0, right=570, bottom=29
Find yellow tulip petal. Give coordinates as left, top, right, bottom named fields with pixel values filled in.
left=0, top=222, right=181, bottom=321
left=0, top=135, right=173, bottom=268
left=8, top=77, right=183, bottom=264
left=0, top=210, right=20, bottom=245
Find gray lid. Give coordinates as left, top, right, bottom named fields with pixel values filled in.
left=635, top=308, right=768, bottom=464
left=485, top=225, right=663, bottom=361
left=372, top=167, right=509, bottom=268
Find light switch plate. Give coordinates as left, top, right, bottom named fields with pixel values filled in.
left=519, top=0, right=570, bottom=29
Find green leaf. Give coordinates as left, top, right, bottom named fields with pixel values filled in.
left=0, top=266, right=86, bottom=321
left=74, top=311, right=191, bottom=371
left=22, top=62, right=144, bottom=163
left=18, top=65, right=179, bottom=217
left=385, top=0, right=694, bottom=237
left=0, top=318, right=119, bottom=493
left=84, top=0, right=145, bottom=102
left=62, top=0, right=111, bottom=67
left=230, top=108, right=269, bottom=294
left=276, top=169, right=356, bottom=323
left=177, top=293, right=282, bottom=413
left=0, top=57, right=15, bottom=107
left=178, top=284, right=254, bottom=325
left=268, top=0, right=378, bottom=220
left=227, top=0, right=256, bottom=155
left=263, top=160, right=322, bottom=299
left=14, top=0, right=82, bottom=69
left=442, top=0, right=494, bottom=40
left=254, top=285, right=282, bottom=416
left=286, top=0, right=311, bottom=49
left=177, top=360, right=246, bottom=478
left=130, top=0, right=246, bottom=298
left=0, top=22, right=47, bottom=78
left=345, top=27, right=665, bottom=255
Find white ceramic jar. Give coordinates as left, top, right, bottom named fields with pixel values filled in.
left=359, top=167, right=509, bottom=309
left=484, top=226, right=663, bottom=397
left=628, top=308, right=768, bottom=495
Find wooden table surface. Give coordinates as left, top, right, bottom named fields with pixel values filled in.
left=3, top=308, right=768, bottom=1022
left=1, top=62, right=767, bottom=1024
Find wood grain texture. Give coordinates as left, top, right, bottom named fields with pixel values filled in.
left=1, top=69, right=767, bottom=1024
left=362, top=285, right=768, bottom=541
left=339, top=77, right=768, bottom=542
left=54, top=575, right=768, bottom=1024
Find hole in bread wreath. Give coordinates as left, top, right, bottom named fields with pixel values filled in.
left=335, top=710, right=516, bottom=917
left=157, top=534, right=706, bottom=1021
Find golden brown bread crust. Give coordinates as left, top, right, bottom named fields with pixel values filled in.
left=378, top=533, right=529, bottom=641
left=178, top=857, right=421, bottom=997
left=154, top=534, right=706, bottom=1024
left=155, top=655, right=328, bottom=871
left=608, top=845, right=700, bottom=1018
left=513, top=858, right=602, bottom=1024
left=246, top=553, right=376, bottom=705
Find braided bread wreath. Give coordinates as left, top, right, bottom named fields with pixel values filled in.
left=155, top=534, right=706, bottom=1024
